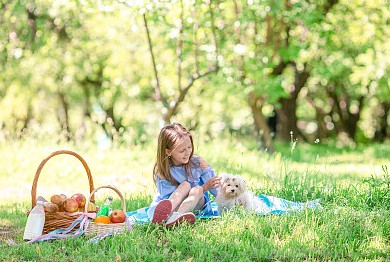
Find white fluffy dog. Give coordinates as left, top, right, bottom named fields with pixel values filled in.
left=215, top=174, right=269, bottom=215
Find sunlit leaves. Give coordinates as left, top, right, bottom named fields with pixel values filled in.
left=0, top=0, right=388, bottom=142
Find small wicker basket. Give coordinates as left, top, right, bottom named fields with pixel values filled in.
left=84, top=185, right=130, bottom=236
left=30, top=150, right=95, bottom=234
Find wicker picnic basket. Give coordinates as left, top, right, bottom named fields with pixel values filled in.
left=84, top=185, right=130, bottom=236
left=30, top=150, right=95, bottom=234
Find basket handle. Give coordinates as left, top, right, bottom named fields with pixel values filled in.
left=84, top=185, right=126, bottom=213
left=31, top=150, right=95, bottom=208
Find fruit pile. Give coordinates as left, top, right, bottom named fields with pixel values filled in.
left=37, top=193, right=127, bottom=224
left=37, top=193, right=96, bottom=213
left=94, top=210, right=127, bottom=224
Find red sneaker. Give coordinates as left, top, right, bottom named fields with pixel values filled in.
left=151, top=200, right=172, bottom=224
left=165, top=212, right=196, bottom=227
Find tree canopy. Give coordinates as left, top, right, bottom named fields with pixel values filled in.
left=0, top=0, right=389, bottom=148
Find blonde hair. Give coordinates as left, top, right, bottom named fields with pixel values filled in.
left=153, top=123, right=194, bottom=186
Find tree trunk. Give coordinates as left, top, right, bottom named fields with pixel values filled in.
left=277, top=98, right=298, bottom=141
left=17, top=101, right=33, bottom=137
left=306, top=96, right=329, bottom=139
left=98, top=88, right=124, bottom=141
left=57, top=89, right=72, bottom=141
left=374, top=101, right=389, bottom=142
left=327, top=85, right=364, bottom=141
left=233, top=0, right=274, bottom=151
left=277, top=65, right=309, bottom=141
left=248, top=91, right=275, bottom=152
left=344, top=96, right=364, bottom=140
left=75, top=85, right=92, bottom=140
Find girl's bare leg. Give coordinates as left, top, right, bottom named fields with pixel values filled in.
left=177, top=186, right=205, bottom=213
left=169, top=181, right=191, bottom=211
left=165, top=185, right=204, bottom=227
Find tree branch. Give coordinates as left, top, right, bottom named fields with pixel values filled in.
left=143, top=13, right=167, bottom=106
left=192, top=4, right=200, bottom=72
left=323, top=0, right=338, bottom=15
left=26, top=3, right=37, bottom=49
left=271, top=60, right=290, bottom=76
left=177, top=0, right=184, bottom=91
left=208, top=0, right=219, bottom=71
left=162, top=1, right=220, bottom=124
left=163, top=66, right=218, bottom=123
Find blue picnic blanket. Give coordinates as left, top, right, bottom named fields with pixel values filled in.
left=126, top=194, right=322, bottom=225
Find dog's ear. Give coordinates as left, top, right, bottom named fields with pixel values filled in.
left=223, top=177, right=231, bottom=185
left=219, top=173, right=232, bottom=185
left=242, top=179, right=247, bottom=192
left=236, top=175, right=247, bottom=191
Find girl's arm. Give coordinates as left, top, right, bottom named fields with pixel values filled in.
left=198, top=157, right=221, bottom=196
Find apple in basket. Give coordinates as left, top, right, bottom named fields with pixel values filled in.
left=110, top=210, right=127, bottom=223
left=71, top=193, right=86, bottom=208
left=63, top=198, right=79, bottom=212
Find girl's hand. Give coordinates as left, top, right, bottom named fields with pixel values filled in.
left=203, top=176, right=222, bottom=192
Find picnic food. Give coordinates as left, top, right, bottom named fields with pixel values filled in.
left=50, top=194, right=67, bottom=211
left=60, top=194, right=67, bottom=200
left=50, top=194, right=65, bottom=206
left=110, top=210, right=126, bottom=223
left=94, top=215, right=111, bottom=224
left=63, top=198, right=79, bottom=212
left=46, top=193, right=90, bottom=213
left=71, top=193, right=86, bottom=208
left=31, top=150, right=95, bottom=234
left=83, top=185, right=129, bottom=236
left=44, top=202, right=59, bottom=213
left=87, top=202, right=97, bottom=212
left=23, top=201, right=45, bottom=240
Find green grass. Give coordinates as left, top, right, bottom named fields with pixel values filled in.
left=0, top=137, right=389, bottom=261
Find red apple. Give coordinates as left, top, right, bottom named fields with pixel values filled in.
left=63, top=198, right=79, bottom=212
left=110, top=210, right=127, bottom=223
left=71, top=193, right=86, bottom=208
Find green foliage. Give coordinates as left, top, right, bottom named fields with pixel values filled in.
left=0, top=0, right=389, bottom=144
left=280, top=45, right=300, bottom=62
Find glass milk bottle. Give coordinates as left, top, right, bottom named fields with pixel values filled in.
left=23, top=200, right=45, bottom=241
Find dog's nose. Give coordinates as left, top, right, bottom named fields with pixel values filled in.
left=231, top=189, right=235, bottom=193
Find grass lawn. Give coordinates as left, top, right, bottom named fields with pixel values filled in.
left=0, top=137, right=389, bottom=261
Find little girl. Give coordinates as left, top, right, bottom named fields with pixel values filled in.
left=147, top=123, right=221, bottom=227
